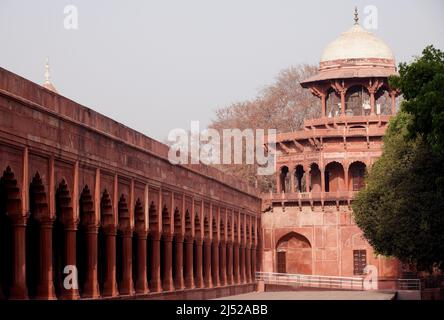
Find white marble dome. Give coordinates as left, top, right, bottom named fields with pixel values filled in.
left=320, top=24, right=394, bottom=63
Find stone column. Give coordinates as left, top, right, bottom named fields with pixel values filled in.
left=103, top=225, right=118, bottom=297
left=240, top=243, right=246, bottom=284
left=9, top=216, right=28, bottom=299
left=233, top=241, right=240, bottom=284
left=61, top=222, right=80, bottom=299
left=203, top=238, right=212, bottom=288
left=245, top=243, right=251, bottom=283
left=162, top=233, right=174, bottom=291
left=290, top=169, right=295, bottom=193
left=390, top=91, right=397, bottom=114
left=251, top=245, right=257, bottom=282
left=211, top=239, right=220, bottom=287
left=340, top=91, right=346, bottom=116
left=370, top=90, right=376, bottom=115
left=149, top=231, right=162, bottom=292
left=275, top=172, right=281, bottom=193
left=119, top=230, right=134, bottom=295
left=305, top=167, right=311, bottom=193
left=321, top=169, right=325, bottom=193
left=219, top=240, right=227, bottom=286
left=174, top=234, right=185, bottom=290
left=82, top=225, right=100, bottom=298
left=135, top=232, right=149, bottom=294
left=226, top=241, right=233, bottom=285
left=321, top=94, right=326, bottom=117
left=194, top=237, right=204, bottom=288
left=184, top=235, right=194, bottom=289
left=36, top=218, right=56, bottom=300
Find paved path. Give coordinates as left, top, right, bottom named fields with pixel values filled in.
left=215, top=290, right=396, bottom=300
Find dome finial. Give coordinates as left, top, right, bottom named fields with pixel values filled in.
left=44, top=57, right=51, bottom=84
left=354, top=7, right=359, bottom=25
left=43, top=57, right=58, bottom=93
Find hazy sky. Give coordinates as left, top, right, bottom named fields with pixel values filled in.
left=1, top=0, right=443, bottom=141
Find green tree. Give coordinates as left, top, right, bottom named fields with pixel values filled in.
left=353, top=46, right=444, bottom=271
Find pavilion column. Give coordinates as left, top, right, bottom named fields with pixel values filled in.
left=174, top=234, right=185, bottom=290
left=135, top=232, right=149, bottom=294
left=275, top=172, right=281, bottom=193
left=233, top=242, right=240, bottom=284
left=203, top=238, right=212, bottom=288
left=119, top=230, right=134, bottom=295
left=305, top=166, right=310, bottom=193
left=240, top=243, right=246, bottom=284
left=370, top=90, right=376, bottom=115
left=390, top=91, right=397, bottom=114
left=162, top=233, right=174, bottom=291
left=82, top=225, right=100, bottom=298
left=61, top=222, right=80, bottom=300
left=321, top=94, right=326, bottom=117
left=321, top=169, right=325, bottom=193
left=9, top=215, right=28, bottom=299
left=290, top=169, right=295, bottom=193
left=194, top=237, right=204, bottom=288
left=340, top=91, right=346, bottom=116
left=219, top=240, right=227, bottom=286
left=226, top=241, right=233, bottom=285
left=211, top=239, right=220, bottom=287
left=149, top=231, right=162, bottom=292
left=344, top=165, right=350, bottom=192
left=102, top=225, right=118, bottom=297
left=36, top=218, right=56, bottom=300
left=184, top=235, right=194, bottom=289
left=245, top=243, right=251, bottom=283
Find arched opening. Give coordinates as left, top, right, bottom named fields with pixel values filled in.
left=160, top=205, right=170, bottom=288
left=202, top=216, right=210, bottom=283
left=147, top=202, right=157, bottom=288
left=295, top=165, right=306, bottom=192
left=226, top=220, right=232, bottom=278
left=98, top=190, right=113, bottom=295
left=376, top=89, right=392, bottom=115
left=183, top=210, right=192, bottom=288
left=77, top=185, right=95, bottom=297
left=325, top=162, right=345, bottom=192
left=193, top=213, right=201, bottom=287
left=172, top=208, right=181, bottom=286
left=349, top=161, right=367, bottom=191
left=212, top=218, right=218, bottom=285
left=326, top=89, right=341, bottom=117
left=53, top=179, right=72, bottom=298
left=279, top=166, right=290, bottom=193
left=132, top=199, right=144, bottom=291
left=116, top=194, right=130, bottom=293
left=0, top=166, right=21, bottom=299
left=345, top=85, right=370, bottom=116
left=218, top=219, right=225, bottom=282
left=309, top=163, right=321, bottom=192
left=26, top=172, right=47, bottom=298
left=276, top=232, right=312, bottom=274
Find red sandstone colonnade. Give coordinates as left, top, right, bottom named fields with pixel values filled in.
left=0, top=67, right=261, bottom=300
left=0, top=160, right=260, bottom=300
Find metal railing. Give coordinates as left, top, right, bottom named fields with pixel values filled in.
left=256, top=272, right=422, bottom=292
left=256, top=272, right=365, bottom=290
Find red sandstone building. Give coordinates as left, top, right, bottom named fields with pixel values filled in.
left=262, top=14, right=401, bottom=279
left=0, top=63, right=262, bottom=299
left=0, top=12, right=406, bottom=301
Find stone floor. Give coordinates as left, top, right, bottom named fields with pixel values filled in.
left=214, top=290, right=396, bottom=300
